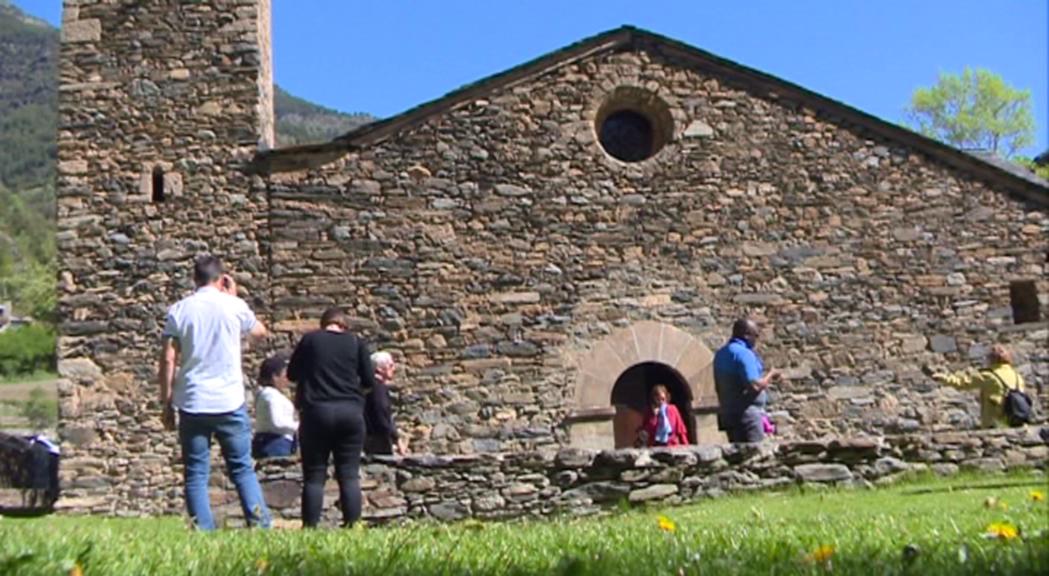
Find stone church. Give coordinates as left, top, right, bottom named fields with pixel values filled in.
left=55, top=0, right=1046, bottom=514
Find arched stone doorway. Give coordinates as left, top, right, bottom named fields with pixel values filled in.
left=565, top=321, right=718, bottom=449
left=610, top=362, right=695, bottom=447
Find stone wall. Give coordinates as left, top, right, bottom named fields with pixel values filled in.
left=55, top=4, right=1048, bottom=515
left=56, top=0, right=272, bottom=514
left=266, top=46, right=1048, bottom=456
left=191, top=428, right=1047, bottom=526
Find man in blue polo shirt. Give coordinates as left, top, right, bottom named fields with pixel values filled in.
left=713, top=318, right=781, bottom=443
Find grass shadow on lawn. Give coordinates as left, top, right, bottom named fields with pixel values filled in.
left=0, top=505, right=54, bottom=518
left=901, top=479, right=1048, bottom=496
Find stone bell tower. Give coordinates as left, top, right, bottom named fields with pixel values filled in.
left=56, top=0, right=273, bottom=513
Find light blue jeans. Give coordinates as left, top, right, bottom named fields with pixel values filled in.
left=178, top=405, right=271, bottom=530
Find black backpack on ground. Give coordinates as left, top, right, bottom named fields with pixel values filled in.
left=991, top=372, right=1034, bottom=427
left=0, top=432, right=60, bottom=514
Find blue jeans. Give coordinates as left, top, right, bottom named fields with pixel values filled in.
left=252, top=433, right=297, bottom=458
left=178, top=405, right=271, bottom=530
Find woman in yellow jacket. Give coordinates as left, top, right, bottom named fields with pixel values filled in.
left=934, top=345, right=1025, bottom=429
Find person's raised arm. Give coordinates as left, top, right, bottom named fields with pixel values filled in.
left=933, top=369, right=977, bottom=390
left=223, top=274, right=267, bottom=341
left=249, top=320, right=268, bottom=340
left=741, top=350, right=778, bottom=396
left=750, top=369, right=781, bottom=394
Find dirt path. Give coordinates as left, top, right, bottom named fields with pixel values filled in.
left=0, top=379, right=58, bottom=402
left=0, top=379, right=58, bottom=432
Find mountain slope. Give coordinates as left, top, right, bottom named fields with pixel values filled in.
left=0, top=2, right=373, bottom=189
left=0, top=0, right=57, bottom=191
left=275, top=86, right=375, bottom=146
left=0, top=1, right=373, bottom=318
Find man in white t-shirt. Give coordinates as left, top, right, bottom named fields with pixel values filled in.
left=158, top=255, right=271, bottom=530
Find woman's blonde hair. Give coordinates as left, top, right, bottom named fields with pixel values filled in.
left=650, top=384, right=671, bottom=405
left=989, top=344, right=1013, bottom=365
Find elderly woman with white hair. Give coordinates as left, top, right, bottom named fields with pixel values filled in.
left=934, top=344, right=1028, bottom=429
left=364, top=351, right=408, bottom=455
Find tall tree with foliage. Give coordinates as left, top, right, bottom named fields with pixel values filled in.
left=905, top=68, right=1034, bottom=158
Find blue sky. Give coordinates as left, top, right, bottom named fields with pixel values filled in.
left=17, top=0, right=1049, bottom=156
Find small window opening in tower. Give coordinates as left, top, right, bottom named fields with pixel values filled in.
left=1009, top=280, right=1040, bottom=324
left=152, top=166, right=165, bottom=203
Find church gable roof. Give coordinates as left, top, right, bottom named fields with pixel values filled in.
left=255, top=26, right=1048, bottom=205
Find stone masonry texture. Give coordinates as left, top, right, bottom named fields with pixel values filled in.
left=56, top=2, right=1047, bottom=515
left=62, top=428, right=1048, bottom=525
left=56, top=0, right=272, bottom=513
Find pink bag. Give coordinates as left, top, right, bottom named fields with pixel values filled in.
left=761, top=413, right=776, bottom=436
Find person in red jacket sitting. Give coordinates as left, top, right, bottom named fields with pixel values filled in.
left=638, top=384, right=690, bottom=447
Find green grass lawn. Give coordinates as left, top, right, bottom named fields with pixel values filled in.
left=1, top=472, right=1047, bottom=575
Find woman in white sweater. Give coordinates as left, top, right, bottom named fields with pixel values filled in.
left=252, top=354, right=299, bottom=458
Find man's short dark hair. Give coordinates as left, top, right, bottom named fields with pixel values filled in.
left=320, top=307, right=349, bottom=329
left=193, top=255, right=223, bottom=287
left=732, top=318, right=759, bottom=339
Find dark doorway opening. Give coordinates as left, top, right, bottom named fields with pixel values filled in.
left=610, top=362, right=695, bottom=446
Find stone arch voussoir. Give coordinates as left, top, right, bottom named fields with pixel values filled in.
left=573, top=321, right=715, bottom=411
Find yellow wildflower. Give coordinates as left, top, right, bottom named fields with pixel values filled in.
left=985, top=522, right=1019, bottom=540
left=68, top=563, right=84, bottom=576
left=657, top=515, right=676, bottom=533
left=1030, top=490, right=1046, bottom=503
left=805, top=545, right=835, bottom=564
left=256, top=557, right=269, bottom=575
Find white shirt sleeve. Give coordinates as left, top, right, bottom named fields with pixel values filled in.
left=258, top=388, right=298, bottom=436
left=162, top=308, right=179, bottom=339
left=236, top=298, right=257, bottom=335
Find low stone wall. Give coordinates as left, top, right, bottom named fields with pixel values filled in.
left=191, top=428, right=1047, bottom=526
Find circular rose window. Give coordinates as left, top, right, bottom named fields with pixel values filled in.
left=595, top=86, right=674, bottom=162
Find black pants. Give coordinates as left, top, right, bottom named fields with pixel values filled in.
left=364, top=435, right=394, bottom=456
left=300, top=401, right=365, bottom=527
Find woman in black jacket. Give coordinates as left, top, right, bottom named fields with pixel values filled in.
left=287, top=307, right=376, bottom=528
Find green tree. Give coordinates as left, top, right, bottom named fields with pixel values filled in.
left=0, top=323, right=56, bottom=377
left=0, top=182, right=56, bottom=322
left=1013, top=156, right=1049, bottom=181
left=0, top=259, right=56, bottom=323
left=905, top=68, right=1034, bottom=158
